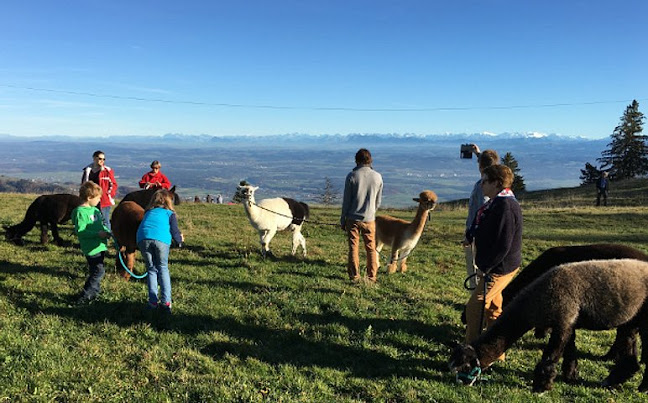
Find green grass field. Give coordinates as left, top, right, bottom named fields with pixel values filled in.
left=1, top=184, right=648, bottom=402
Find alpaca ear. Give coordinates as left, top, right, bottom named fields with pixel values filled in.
left=170, top=186, right=176, bottom=193
left=253, top=186, right=259, bottom=191
left=413, top=198, right=420, bottom=202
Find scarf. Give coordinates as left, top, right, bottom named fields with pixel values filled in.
left=474, top=188, right=516, bottom=227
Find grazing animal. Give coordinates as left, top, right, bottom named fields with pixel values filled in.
left=121, top=186, right=180, bottom=209
left=375, top=190, right=437, bottom=273
left=4, top=194, right=82, bottom=246
left=449, top=259, right=648, bottom=393
left=502, top=243, right=648, bottom=360
left=237, top=184, right=309, bottom=258
left=111, top=201, right=145, bottom=280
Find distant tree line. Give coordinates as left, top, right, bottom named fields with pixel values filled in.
left=581, top=100, right=647, bottom=184
left=0, top=176, right=76, bottom=194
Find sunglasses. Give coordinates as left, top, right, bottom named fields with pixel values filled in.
left=96, top=157, right=105, bottom=161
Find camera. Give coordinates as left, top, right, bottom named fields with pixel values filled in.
left=460, top=144, right=473, bottom=159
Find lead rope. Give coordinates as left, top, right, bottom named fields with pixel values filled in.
left=111, top=235, right=148, bottom=279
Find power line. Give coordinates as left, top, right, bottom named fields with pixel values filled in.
left=0, top=83, right=645, bottom=112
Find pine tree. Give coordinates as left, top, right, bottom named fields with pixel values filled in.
left=501, top=152, right=526, bottom=194
left=579, top=162, right=600, bottom=185
left=317, top=177, right=340, bottom=205
left=598, top=100, right=648, bottom=179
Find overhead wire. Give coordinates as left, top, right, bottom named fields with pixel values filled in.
left=0, top=83, right=645, bottom=112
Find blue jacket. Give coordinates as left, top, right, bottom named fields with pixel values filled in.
left=136, top=207, right=182, bottom=245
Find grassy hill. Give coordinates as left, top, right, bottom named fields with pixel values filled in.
left=0, top=188, right=648, bottom=401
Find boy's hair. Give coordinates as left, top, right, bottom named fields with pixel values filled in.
left=355, top=148, right=373, bottom=166
left=150, top=160, right=161, bottom=168
left=482, top=165, right=514, bottom=189
left=478, top=149, right=499, bottom=171
left=146, top=189, right=175, bottom=211
left=92, top=150, right=104, bottom=158
left=79, top=181, right=102, bottom=201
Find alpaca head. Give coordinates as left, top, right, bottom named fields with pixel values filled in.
left=3, top=225, right=20, bottom=244
left=413, top=190, right=437, bottom=212
left=448, top=344, right=481, bottom=383
left=236, top=185, right=259, bottom=203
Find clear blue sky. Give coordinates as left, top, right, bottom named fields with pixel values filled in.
left=1, top=0, right=646, bottom=139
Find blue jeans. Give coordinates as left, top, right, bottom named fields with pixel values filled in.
left=82, top=252, right=106, bottom=299
left=138, top=239, right=171, bottom=305
left=101, top=206, right=112, bottom=230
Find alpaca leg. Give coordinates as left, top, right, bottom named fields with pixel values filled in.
left=638, top=325, right=648, bottom=392
left=533, top=326, right=572, bottom=392
left=50, top=221, right=64, bottom=246
left=291, top=229, right=306, bottom=256
left=400, top=257, right=408, bottom=273
left=40, top=222, right=49, bottom=244
left=604, top=325, right=640, bottom=387
left=260, top=229, right=277, bottom=258
left=375, top=242, right=384, bottom=268
left=387, top=250, right=399, bottom=274
left=561, top=331, right=579, bottom=383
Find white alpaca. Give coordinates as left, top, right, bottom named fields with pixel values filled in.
left=237, top=184, right=308, bottom=258
left=375, top=190, right=437, bottom=273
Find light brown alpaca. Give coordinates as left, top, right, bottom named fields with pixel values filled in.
left=375, top=190, right=437, bottom=273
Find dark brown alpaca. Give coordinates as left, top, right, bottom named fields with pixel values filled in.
left=449, top=259, right=648, bottom=393
left=502, top=243, right=648, bottom=360
left=121, top=186, right=180, bottom=209
left=111, top=201, right=144, bottom=280
left=4, top=194, right=82, bottom=246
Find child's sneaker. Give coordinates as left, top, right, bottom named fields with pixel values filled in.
left=160, top=302, right=172, bottom=314
left=147, top=301, right=159, bottom=310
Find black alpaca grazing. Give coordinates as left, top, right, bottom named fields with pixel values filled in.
left=121, top=186, right=180, bottom=209
left=4, top=194, right=82, bottom=246
left=449, top=259, right=648, bottom=393
left=502, top=243, right=648, bottom=360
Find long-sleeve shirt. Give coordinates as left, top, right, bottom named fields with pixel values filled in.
left=72, top=205, right=109, bottom=256
left=473, top=196, right=523, bottom=275
left=81, top=165, right=118, bottom=208
left=139, top=171, right=172, bottom=189
left=136, top=207, right=182, bottom=245
left=341, top=165, right=383, bottom=225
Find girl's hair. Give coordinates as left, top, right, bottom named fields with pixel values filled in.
left=79, top=181, right=102, bottom=201
left=482, top=165, right=514, bottom=189
left=355, top=148, right=373, bottom=165
left=146, top=189, right=175, bottom=211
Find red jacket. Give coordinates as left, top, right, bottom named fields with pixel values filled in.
left=139, top=171, right=171, bottom=190
left=81, top=165, right=118, bottom=208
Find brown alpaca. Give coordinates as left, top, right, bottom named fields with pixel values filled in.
left=111, top=201, right=144, bottom=281
left=449, top=259, right=648, bottom=393
left=375, top=190, right=437, bottom=273
left=502, top=243, right=648, bottom=360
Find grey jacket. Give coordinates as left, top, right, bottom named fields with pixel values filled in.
left=341, top=165, right=383, bottom=225
left=465, top=179, right=489, bottom=232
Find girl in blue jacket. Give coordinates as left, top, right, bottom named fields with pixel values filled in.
left=137, top=189, right=184, bottom=313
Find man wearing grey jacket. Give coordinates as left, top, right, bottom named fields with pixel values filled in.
left=341, top=149, right=383, bottom=283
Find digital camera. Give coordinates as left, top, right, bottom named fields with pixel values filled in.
left=460, top=144, right=473, bottom=159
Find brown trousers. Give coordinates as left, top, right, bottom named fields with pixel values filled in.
left=345, top=219, right=379, bottom=282
left=465, top=269, right=519, bottom=343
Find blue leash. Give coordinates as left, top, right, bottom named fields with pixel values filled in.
left=111, top=235, right=148, bottom=279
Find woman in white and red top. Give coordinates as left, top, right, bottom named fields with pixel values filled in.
left=139, top=160, right=171, bottom=190
left=81, top=150, right=117, bottom=230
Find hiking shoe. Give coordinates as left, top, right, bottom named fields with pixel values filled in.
left=160, top=302, right=172, bottom=314
left=147, top=301, right=159, bottom=310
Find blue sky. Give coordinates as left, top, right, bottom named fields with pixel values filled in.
left=1, top=0, right=646, bottom=139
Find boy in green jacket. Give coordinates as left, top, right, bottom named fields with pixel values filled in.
left=72, top=181, right=112, bottom=304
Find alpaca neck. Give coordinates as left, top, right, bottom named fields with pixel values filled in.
left=410, top=205, right=430, bottom=235
left=474, top=311, right=532, bottom=368
left=243, top=197, right=260, bottom=221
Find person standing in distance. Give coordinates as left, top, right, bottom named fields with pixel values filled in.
left=81, top=150, right=117, bottom=230
left=340, top=148, right=383, bottom=283
left=461, top=145, right=499, bottom=291
left=596, top=171, right=609, bottom=206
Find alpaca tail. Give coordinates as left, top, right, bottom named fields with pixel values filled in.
left=5, top=197, right=42, bottom=239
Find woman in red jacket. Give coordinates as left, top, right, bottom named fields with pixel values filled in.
left=81, top=150, right=118, bottom=230
left=139, top=160, right=171, bottom=190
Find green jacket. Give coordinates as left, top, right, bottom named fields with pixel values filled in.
left=72, top=206, right=109, bottom=256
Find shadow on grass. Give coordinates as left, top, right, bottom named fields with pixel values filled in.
left=0, top=259, right=79, bottom=280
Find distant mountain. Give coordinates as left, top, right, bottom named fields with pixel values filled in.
left=0, top=133, right=609, bottom=207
